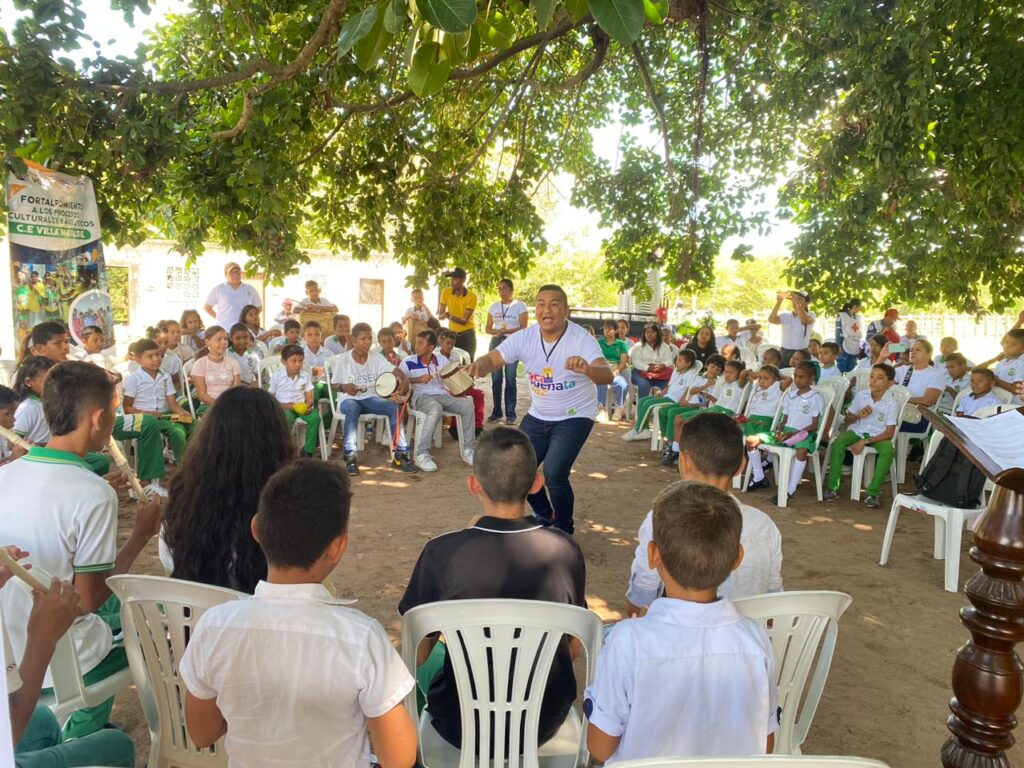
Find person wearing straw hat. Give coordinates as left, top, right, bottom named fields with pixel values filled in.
left=203, top=262, right=262, bottom=327
left=469, top=284, right=613, bottom=535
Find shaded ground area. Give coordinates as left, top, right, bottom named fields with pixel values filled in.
left=111, top=382, right=1021, bottom=766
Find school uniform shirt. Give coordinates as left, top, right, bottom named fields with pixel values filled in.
left=627, top=498, right=782, bottom=608
left=995, top=354, right=1024, bottom=405
left=628, top=342, right=676, bottom=371
left=13, top=395, right=49, bottom=444
left=324, top=336, right=351, bottom=356
left=179, top=581, right=414, bottom=768
left=664, top=368, right=703, bottom=403
left=712, top=380, right=746, bottom=412
left=748, top=382, right=783, bottom=419
left=940, top=372, right=970, bottom=413
left=487, top=299, right=528, bottom=333
left=268, top=367, right=314, bottom=405
left=836, top=311, right=864, bottom=355
left=959, top=391, right=1005, bottom=417
left=227, top=348, right=260, bottom=385
left=159, top=350, right=183, bottom=383
left=399, top=353, right=449, bottom=401
left=0, top=447, right=118, bottom=684
left=190, top=355, right=241, bottom=400
left=439, top=286, right=478, bottom=332
left=498, top=322, right=604, bottom=421
left=332, top=352, right=396, bottom=402
left=894, top=364, right=945, bottom=400
left=584, top=597, right=779, bottom=762
left=399, top=516, right=586, bottom=748
left=781, top=387, right=822, bottom=431
left=778, top=311, right=816, bottom=350
left=715, top=332, right=750, bottom=351
left=169, top=343, right=194, bottom=364
left=302, top=344, right=332, bottom=376
left=124, top=368, right=175, bottom=412
left=818, top=364, right=841, bottom=380
left=205, top=281, right=262, bottom=326
left=845, top=390, right=898, bottom=437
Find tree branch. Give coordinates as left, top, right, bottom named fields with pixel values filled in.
left=630, top=42, right=675, bottom=190
left=71, top=57, right=277, bottom=95
left=211, top=0, right=350, bottom=140
left=527, top=24, right=608, bottom=93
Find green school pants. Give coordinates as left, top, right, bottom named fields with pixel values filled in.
left=16, top=705, right=134, bottom=767
left=748, top=426, right=817, bottom=452
left=632, top=396, right=674, bottom=431
left=829, top=429, right=894, bottom=496
left=284, top=408, right=322, bottom=455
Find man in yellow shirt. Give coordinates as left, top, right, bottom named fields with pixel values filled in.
left=438, top=267, right=479, bottom=361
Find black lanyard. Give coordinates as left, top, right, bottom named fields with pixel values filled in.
left=500, top=302, right=512, bottom=320
left=902, top=367, right=914, bottom=387
left=540, top=325, right=568, bottom=362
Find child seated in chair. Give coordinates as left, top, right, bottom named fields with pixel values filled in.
left=586, top=480, right=778, bottom=762
left=661, top=359, right=745, bottom=465
left=817, top=342, right=841, bottom=380
left=227, top=323, right=260, bottom=386
left=269, top=318, right=301, bottom=354
left=399, top=428, right=586, bottom=753
left=941, top=353, right=971, bottom=413
left=437, top=329, right=484, bottom=436
left=123, top=339, right=192, bottom=465
left=180, top=460, right=417, bottom=768
left=651, top=354, right=727, bottom=453
left=621, top=349, right=703, bottom=442
left=957, top=367, right=1003, bottom=417
left=823, top=363, right=897, bottom=508
left=268, top=344, right=322, bottom=458
left=745, top=362, right=821, bottom=501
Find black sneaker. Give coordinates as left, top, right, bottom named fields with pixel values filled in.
left=864, top=495, right=881, bottom=509
left=344, top=453, right=359, bottom=476
left=487, top=414, right=503, bottom=423
left=505, top=416, right=516, bottom=425
left=746, top=478, right=771, bottom=491
left=448, top=423, right=459, bottom=441
left=475, top=426, right=484, bottom=437
left=822, top=489, right=839, bottom=501
left=391, top=451, right=419, bottom=474
left=660, top=448, right=678, bottom=466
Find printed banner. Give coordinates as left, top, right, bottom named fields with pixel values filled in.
left=7, top=161, right=110, bottom=348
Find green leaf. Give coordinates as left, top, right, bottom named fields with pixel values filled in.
left=337, top=6, right=379, bottom=58
left=641, top=0, right=667, bottom=25
left=416, top=0, right=477, bottom=33
left=383, top=0, right=407, bottom=34
left=563, top=0, right=589, bottom=22
left=475, top=11, right=515, bottom=49
left=730, top=243, right=754, bottom=262
left=532, top=0, right=556, bottom=29
left=408, top=41, right=451, bottom=96
left=353, top=5, right=394, bottom=71
left=589, top=0, right=645, bottom=43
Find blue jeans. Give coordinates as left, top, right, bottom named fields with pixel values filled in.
left=519, top=414, right=594, bottom=535
left=489, top=336, right=518, bottom=419
left=597, top=375, right=629, bottom=409
left=837, top=351, right=859, bottom=373
left=338, top=396, right=408, bottom=454
left=630, top=369, right=655, bottom=399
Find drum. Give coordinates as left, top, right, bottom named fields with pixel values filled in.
left=440, top=362, right=474, bottom=396
left=375, top=371, right=410, bottom=402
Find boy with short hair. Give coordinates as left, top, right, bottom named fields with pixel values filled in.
left=325, top=314, right=353, bottom=356
left=817, top=342, right=841, bottom=380
left=71, top=325, right=114, bottom=367
left=180, top=460, right=417, bottom=768
left=399, top=428, right=586, bottom=751
left=438, top=329, right=484, bottom=435
left=303, top=321, right=332, bottom=404
left=269, top=318, right=301, bottom=353
left=628, top=412, right=783, bottom=615
left=0, top=385, right=23, bottom=465
left=986, top=328, right=1024, bottom=405
left=268, top=344, right=321, bottom=457
left=940, top=352, right=970, bottom=413
left=587, top=479, right=778, bottom=761
left=293, top=279, right=338, bottom=313
left=391, top=321, right=413, bottom=356
left=823, top=363, right=897, bottom=507
left=373, top=326, right=407, bottom=365
left=957, top=368, right=1003, bottom=417
left=123, top=339, right=191, bottom=465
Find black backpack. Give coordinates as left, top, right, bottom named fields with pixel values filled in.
left=913, top=436, right=987, bottom=508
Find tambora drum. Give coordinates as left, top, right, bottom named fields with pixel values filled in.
left=440, top=362, right=474, bottom=396
left=374, top=371, right=409, bottom=402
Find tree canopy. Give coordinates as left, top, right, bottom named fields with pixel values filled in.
left=1, top=0, right=1022, bottom=312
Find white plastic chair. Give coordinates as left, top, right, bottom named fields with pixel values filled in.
left=181, top=358, right=198, bottom=418
left=816, top=377, right=850, bottom=439
left=108, top=574, right=246, bottom=768
left=739, top=389, right=787, bottom=492
left=322, top=355, right=389, bottom=453
left=949, top=385, right=1013, bottom=415
left=841, top=385, right=911, bottom=502
left=9, top=566, right=133, bottom=727
left=878, top=431, right=986, bottom=592
left=401, top=599, right=602, bottom=768
left=609, top=758, right=889, bottom=768
left=0, top=358, right=16, bottom=387
left=733, top=591, right=853, bottom=756
left=763, top=386, right=834, bottom=507
left=257, top=356, right=282, bottom=388
left=651, top=381, right=750, bottom=452
left=252, top=338, right=271, bottom=359
left=111, top=359, right=138, bottom=377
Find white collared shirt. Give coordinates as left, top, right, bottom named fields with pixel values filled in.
left=585, top=597, right=779, bottom=762
left=845, top=390, right=898, bottom=438
left=303, top=345, right=332, bottom=380
left=818, top=364, right=841, bottom=380
left=399, top=352, right=449, bottom=400
left=124, top=367, right=175, bottom=412
left=627, top=496, right=783, bottom=608
left=778, top=311, right=815, bottom=349
left=268, top=367, right=313, bottom=404
left=179, top=581, right=415, bottom=768
left=747, top=381, right=782, bottom=418
left=995, top=354, right=1024, bottom=405
left=781, top=387, right=822, bottom=431
left=958, top=390, right=1004, bottom=417
left=13, top=396, right=48, bottom=444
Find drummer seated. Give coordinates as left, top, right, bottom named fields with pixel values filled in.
left=373, top=327, right=408, bottom=365
left=438, top=330, right=484, bottom=436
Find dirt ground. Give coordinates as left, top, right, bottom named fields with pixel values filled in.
left=110, top=381, right=1023, bottom=767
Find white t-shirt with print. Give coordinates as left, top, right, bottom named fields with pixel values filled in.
left=958, top=391, right=1005, bottom=417
left=332, top=352, right=396, bottom=402
left=995, top=354, right=1024, bottom=405
left=487, top=300, right=528, bottom=332
left=227, top=348, right=260, bottom=385
left=778, top=311, right=816, bottom=350
left=781, top=387, right=822, bottom=431
left=895, top=364, right=945, bottom=399
left=123, top=368, right=175, bottom=412
left=845, top=389, right=898, bottom=438
left=496, top=322, right=603, bottom=421
left=940, top=372, right=970, bottom=413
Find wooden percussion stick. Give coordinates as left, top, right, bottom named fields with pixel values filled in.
left=0, top=548, right=48, bottom=592
left=0, top=425, right=32, bottom=452
left=107, top=438, right=147, bottom=499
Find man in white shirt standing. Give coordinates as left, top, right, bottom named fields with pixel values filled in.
left=203, top=262, right=262, bottom=327
left=768, top=289, right=816, bottom=367
left=469, top=284, right=613, bottom=535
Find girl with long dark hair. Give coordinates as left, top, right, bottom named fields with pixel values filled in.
left=627, top=323, right=675, bottom=398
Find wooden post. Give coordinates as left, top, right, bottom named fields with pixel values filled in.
left=941, top=473, right=1024, bottom=767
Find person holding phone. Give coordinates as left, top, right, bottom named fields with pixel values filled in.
left=768, top=290, right=816, bottom=367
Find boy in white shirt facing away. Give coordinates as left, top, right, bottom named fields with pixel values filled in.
left=823, top=363, right=897, bottom=508
left=957, top=367, right=1004, bottom=417
left=587, top=479, right=779, bottom=763
left=627, top=411, right=783, bottom=617
left=180, top=460, right=417, bottom=768
left=268, top=344, right=322, bottom=458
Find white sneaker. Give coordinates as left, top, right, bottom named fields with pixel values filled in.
left=612, top=407, right=625, bottom=421
left=415, top=454, right=439, bottom=472
left=148, top=481, right=169, bottom=497
left=621, top=429, right=638, bottom=441
left=462, top=448, right=475, bottom=466
left=596, top=409, right=610, bottom=424
left=622, top=429, right=651, bottom=442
